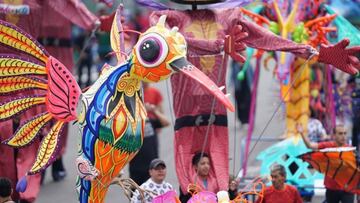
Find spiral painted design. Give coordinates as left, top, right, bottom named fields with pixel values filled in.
left=116, top=76, right=140, bottom=97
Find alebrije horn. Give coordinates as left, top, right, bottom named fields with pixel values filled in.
left=157, top=15, right=167, bottom=27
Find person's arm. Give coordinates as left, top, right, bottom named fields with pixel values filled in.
left=153, top=108, right=170, bottom=127
left=145, top=103, right=170, bottom=127
left=237, top=17, right=315, bottom=59
left=236, top=15, right=360, bottom=75
left=294, top=187, right=303, bottom=203
left=296, top=123, right=318, bottom=150
left=255, top=193, right=264, bottom=203
left=319, top=123, right=329, bottom=140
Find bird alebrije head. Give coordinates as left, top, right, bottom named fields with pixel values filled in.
left=130, top=15, right=187, bottom=83
left=130, top=15, right=235, bottom=112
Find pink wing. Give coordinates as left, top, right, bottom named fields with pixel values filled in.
left=45, top=57, right=81, bottom=122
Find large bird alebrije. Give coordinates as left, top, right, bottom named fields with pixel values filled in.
left=0, top=8, right=234, bottom=203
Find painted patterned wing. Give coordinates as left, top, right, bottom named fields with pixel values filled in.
left=300, top=147, right=360, bottom=194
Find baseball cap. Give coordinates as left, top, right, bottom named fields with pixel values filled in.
left=149, top=158, right=166, bottom=169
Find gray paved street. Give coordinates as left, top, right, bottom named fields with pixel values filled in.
left=37, top=58, right=327, bottom=202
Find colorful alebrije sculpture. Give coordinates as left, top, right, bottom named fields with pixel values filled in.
left=254, top=0, right=360, bottom=190
left=300, top=147, right=360, bottom=194
left=0, top=8, right=234, bottom=203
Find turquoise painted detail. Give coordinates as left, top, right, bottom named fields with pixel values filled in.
left=324, top=5, right=360, bottom=46
left=257, top=137, right=324, bottom=189
left=114, top=120, right=143, bottom=152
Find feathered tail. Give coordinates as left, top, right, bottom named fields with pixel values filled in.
left=0, top=20, right=81, bottom=188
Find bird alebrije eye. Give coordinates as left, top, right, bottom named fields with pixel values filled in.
left=136, top=33, right=169, bottom=68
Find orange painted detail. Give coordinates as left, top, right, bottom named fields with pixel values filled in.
left=89, top=140, right=138, bottom=202
left=112, top=106, right=128, bottom=141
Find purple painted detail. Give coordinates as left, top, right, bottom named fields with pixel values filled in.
left=29, top=76, right=48, bottom=84
left=45, top=57, right=80, bottom=122
left=16, top=175, right=27, bottom=192
left=207, top=0, right=252, bottom=8
left=242, top=58, right=261, bottom=177
left=138, top=36, right=163, bottom=65
left=0, top=20, right=49, bottom=57
left=135, top=0, right=169, bottom=10
left=152, top=190, right=179, bottom=203
left=275, top=52, right=294, bottom=82
left=188, top=191, right=217, bottom=203
left=136, top=0, right=252, bottom=10
left=0, top=4, right=30, bottom=15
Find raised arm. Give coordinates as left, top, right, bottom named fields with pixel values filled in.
left=145, top=103, right=170, bottom=127
left=296, top=123, right=318, bottom=150
left=237, top=16, right=316, bottom=59
left=232, top=15, right=360, bottom=75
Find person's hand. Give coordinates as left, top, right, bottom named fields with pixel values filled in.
left=321, top=134, right=329, bottom=141
left=224, top=25, right=248, bottom=63
left=145, top=103, right=156, bottom=112
left=318, top=39, right=360, bottom=75
left=187, top=184, right=201, bottom=194
left=296, top=123, right=304, bottom=135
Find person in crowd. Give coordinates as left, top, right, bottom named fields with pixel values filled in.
left=228, top=175, right=239, bottom=200
left=230, top=60, right=253, bottom=126
left=129, top=83, right=170, bottom=186
left=349, top=74, right=360, bottom=152
left=255, top=164, right=302, bottom=203
left=131, top=159, right=173, bottom=203
left=0, top=177, right=16, bottom=203
left=307, top=108, right=329, bottom=142
left=179, top=152, right=219, bottom=203
left=298, top=123, right=354, bottom=203
left=74, top=29, right=98, bottom=88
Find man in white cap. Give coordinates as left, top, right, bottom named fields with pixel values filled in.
left=131, top=158, right=173, bottom=203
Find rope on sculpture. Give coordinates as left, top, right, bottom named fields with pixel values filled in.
left=194, top=52, right=228, bottom=187
left=246, top=52, right=317, bottom=164
left=232, top=97, right=238, bottom=177
left=166, top=80, right=176, bottom=128
left=241, top=56, right=261, bottom=177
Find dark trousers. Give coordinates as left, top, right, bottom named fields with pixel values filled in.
left=325, top=189, right=354, bottom=203
left=179, top=187, right=191, bottom=203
